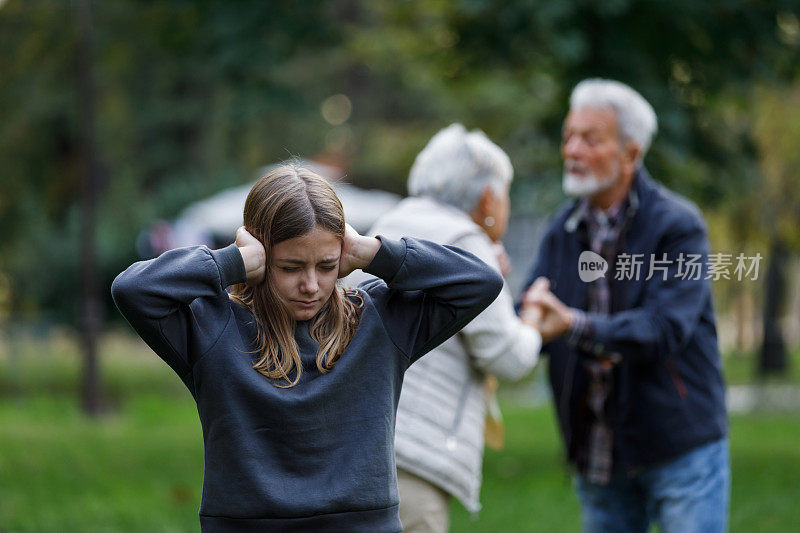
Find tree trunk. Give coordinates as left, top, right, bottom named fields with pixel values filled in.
left=75, top=0, right=104, bottom=415
left=759, top=237, right=788, bottom=377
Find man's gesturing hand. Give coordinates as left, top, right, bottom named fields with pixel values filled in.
left=521, top=277, right=574, bottom=344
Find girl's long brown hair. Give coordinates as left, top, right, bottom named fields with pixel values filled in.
left=229, top=165, right=362, bottom=387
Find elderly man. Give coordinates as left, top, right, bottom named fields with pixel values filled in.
left=521, top=79, right=728, bottom=532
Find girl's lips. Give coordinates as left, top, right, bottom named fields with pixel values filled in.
left=293, top=300, right=318, bottom=308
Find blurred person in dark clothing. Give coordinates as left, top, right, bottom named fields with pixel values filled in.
left=521, top=79, right=729, bottom=533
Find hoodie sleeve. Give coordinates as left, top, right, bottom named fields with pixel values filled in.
left=359, top=237, right=504, bottom=364
left=111, top=244, right=247, bottom=394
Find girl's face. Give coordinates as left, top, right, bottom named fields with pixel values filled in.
left=269, top=225, right=341, bottom=321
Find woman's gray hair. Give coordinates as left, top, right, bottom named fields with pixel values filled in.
left=570, top=79, right=658, bottom=161
left=407, top=123, right=513, bottom=212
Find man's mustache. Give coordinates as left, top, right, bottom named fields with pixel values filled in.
left=565, top=159, right=589, bottom=173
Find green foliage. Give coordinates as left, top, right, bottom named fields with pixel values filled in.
left=1, top=1, right=799, bottom=321
left=753, top=83, right=800, bottom=247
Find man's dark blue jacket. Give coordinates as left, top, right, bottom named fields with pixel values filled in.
left=523, top=169, right=727, bottom=470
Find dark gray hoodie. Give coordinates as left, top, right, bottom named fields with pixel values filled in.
left=111, top=236, right=502, bottom=532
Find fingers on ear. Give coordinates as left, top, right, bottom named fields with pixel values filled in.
left=237, top=226, right=252, bottom=240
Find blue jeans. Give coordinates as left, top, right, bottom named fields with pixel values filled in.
left=576, top=438, right=730, bottom=533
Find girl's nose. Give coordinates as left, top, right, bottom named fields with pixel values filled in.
left=300, top=271, right=318, bottom=294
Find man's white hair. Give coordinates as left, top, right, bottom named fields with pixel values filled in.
left=408, top=123, right=513, bottom=212
left=570, top=78, right=658, bottom=161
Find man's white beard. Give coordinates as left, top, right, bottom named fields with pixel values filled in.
left=562, top=162, right=621, bottom=198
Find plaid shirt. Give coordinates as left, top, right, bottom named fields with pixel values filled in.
left=568, top=198, right=629, bottom=484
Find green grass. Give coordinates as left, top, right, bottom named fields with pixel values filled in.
left=450, top=406, right=581, bottom=532
left=1, top=332, right=799, bottom=531
left=723, top=347, right=799, bottom=386
left=0, top=394, right=202, bottom=532
left=450, top=406, right=800, bottom=532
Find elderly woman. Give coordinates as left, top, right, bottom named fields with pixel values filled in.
left=348, top=124, right=542, bottom=532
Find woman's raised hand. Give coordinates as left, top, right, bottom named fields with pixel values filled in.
left=338, top=223, right=380, bottom=278
left=235, top=226, right=266, bottom=286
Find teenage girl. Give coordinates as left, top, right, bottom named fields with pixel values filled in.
left=112, top=164, right=503, bottom=532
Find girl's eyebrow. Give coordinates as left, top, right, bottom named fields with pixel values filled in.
left=275, top=256, right=340, bottom=264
